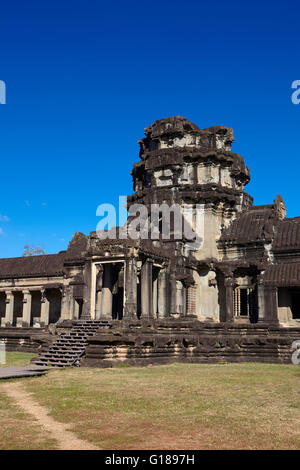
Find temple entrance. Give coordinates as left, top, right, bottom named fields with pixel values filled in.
left=12, top=292, right=23, bottom=326
left=152, top=267, right=160, bottom=318
left=31, top=291, right=41, bottom=326
left=0, top=292, right=5, bottom=323
left=93, top=261, right=125, bottom=320
left=233, top=287, right=258, bottom=323
left=91, top=259, right=165, bottom=320
left=78, top=299, right=83, bottom=319
left=112, top=262, right=124, bottom=320
left=278, top=288, right=300, bottom=322
left=291, top=290, right=300, bottom=319
left=48, top=288, right=62, bottom=324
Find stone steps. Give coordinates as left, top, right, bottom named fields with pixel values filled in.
left=32, top=319, right=111, bottom=368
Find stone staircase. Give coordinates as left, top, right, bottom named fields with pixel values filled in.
left=33, top=320, right=111, bottom=368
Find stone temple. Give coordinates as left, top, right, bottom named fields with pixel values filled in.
left=0, top=116, right=300, bottom=366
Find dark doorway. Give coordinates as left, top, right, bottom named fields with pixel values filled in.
left=291, top=291, right=300, bottom=319
left=0, top=292, right=5, bottom=322
left=240, top=289, right=248, bottom=316
left=48, top=289, right=62, bottom=324
left=75, top=298, right=83, bottom=319
left=31, top=291, right=42, bottom=326
left=249, top=287, right=258, bottom=323
left=234, top=287, right=258, bottom=323
left=112, top=287, right=124, bottom=320
left=137, top=275, right=141, bottom=319
left=13, top=292, right=23, bottom=326
left=111, top=264, right=124, bottom=320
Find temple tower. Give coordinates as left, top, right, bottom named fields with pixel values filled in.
left=128, top=116, right=252, bottom=320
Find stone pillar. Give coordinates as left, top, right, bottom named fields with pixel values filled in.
left=40, top=290, right=50, bottom=326
left=60, top=286, right=71, bottom=321
left=95, top=291, right=102, bottom=319
left=153, top=272, right=158, bottom=318
left=124, top=257, right=137, bottom=318
left=1, top=291, right=14, bottom=327
left=257, top=280, right=265, bottom=321
left=82, top=260, right=92, bottom=319
left=169, top=275, right=177, bottom=316
left=95, top=265, right=104, bottom=319
left=157, top=268, right=168, bottom=318
left=263, top=286, right=278, bottom=324
left=224, top=276, right=234, bottom=322
left=141, top=258, right=153, bottom=318
left=72, top=298, right=79, bottom=320
left=21, top=290, right=32, bottom=327
left=101, top=264, right=113, bottom=319
left=176, top=281, right=185, bottom=316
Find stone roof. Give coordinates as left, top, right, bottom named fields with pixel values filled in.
left=220, top=205, right=275, bottom=245
left=65, top=233, right=88, bottom=262
left=220, top=201, right=300, bottom=254
left=273, top=218, right=300, bottom=251
left=0, top=252, right=66, bottom=279
left=264, top=262, right=300, bottom=286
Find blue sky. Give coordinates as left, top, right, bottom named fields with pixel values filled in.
left=0, top=0, right=299, bottom=258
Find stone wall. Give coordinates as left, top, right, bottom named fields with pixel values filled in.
left=81, top=319, right=300, bottom=367
left=0, top=327, right=55, bottom=353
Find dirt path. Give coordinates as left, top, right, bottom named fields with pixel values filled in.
left=1, top=381, right=99, bottom=450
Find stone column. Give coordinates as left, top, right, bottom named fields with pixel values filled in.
left=95, top=265, right=104, bottom=319
left=2, top=291, right=14, bottom=327
left=82, top=260, right=92, bottom=319
left=257, top=279, right=265, bottom=321
left=169, top=275, right=177, bottom=316
left=182, top=284, right=187, bottom=316
left=224, top=276, right=234, bottom=322
left=95, top=291, right=102, bottom=319
left=153, top=272, right=158, bottom=318
left=40, top=290, right=50, bottom=326
left=141, top=258, right=153, bottom=318
left=101, top=264, right=113, bottom=319
left=21, top=290, right=32, bottom=327
left=157, top=268, right=168, bottom=318
left=72, top=298, right=79, bottom=320
left=60, top=286, right=71, bottom=321
left=176, top=281, right=185, bottom=316
left=124, top=257, right=137, bottom=318
left=263, top=286, right=278, bottom=324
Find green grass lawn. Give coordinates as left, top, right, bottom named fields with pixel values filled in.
left=0, top=354, right=299, bottom=450
left=0, top=351, right=36, bottom=368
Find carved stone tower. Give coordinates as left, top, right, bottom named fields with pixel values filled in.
left=128, top=116, right=252, bottom=320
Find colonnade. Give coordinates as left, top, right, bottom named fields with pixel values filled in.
left=0, top=288, right=61, bottom=327
left=91, top=257, right=198, bottom=320
left=93, top=258, right=173, bottom=320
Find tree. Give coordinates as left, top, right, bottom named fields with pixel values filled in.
left=23, top=245, right=45, bottom=256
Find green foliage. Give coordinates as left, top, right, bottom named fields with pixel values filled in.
left=23, top=244, right=45, bottom=256
left=0, top=352, right=36, bottom=368
left=115, top=362, right=131, bottom=368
